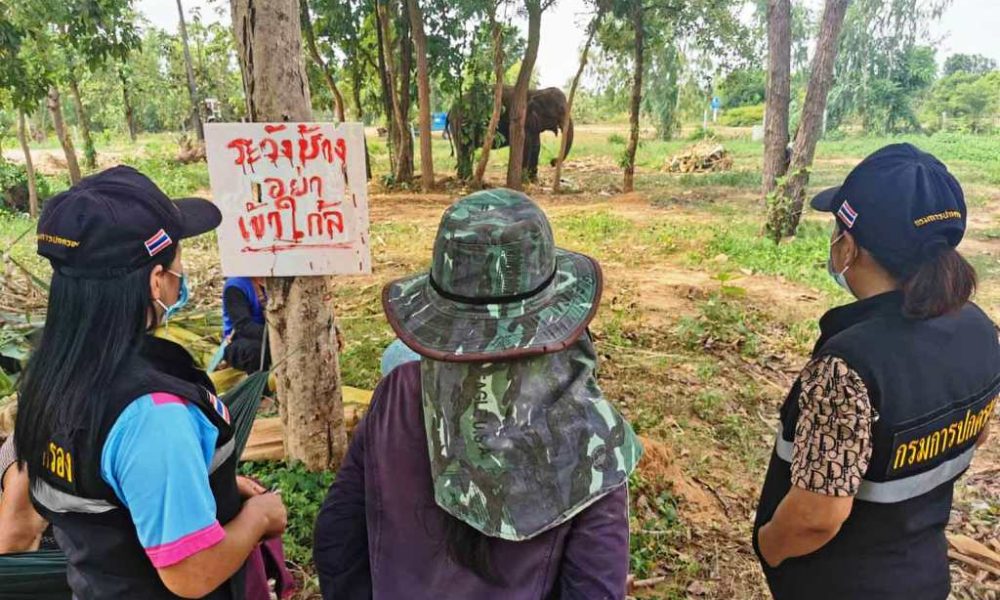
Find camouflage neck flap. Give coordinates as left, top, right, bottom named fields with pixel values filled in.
left=420, top=335, right=642, bottom=541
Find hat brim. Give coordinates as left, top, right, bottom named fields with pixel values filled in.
left=810, top=186, right=841, bottom=212
left=175, top=198, right=222, bottom=239
left=382, top=249, right=602, bottom=363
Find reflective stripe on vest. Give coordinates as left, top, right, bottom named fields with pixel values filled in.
left=773, top=423, right=974, bottom=504
left=209, top=437, right=235, bottom=474
left=33, top=438, right=235, bottom=515
left=32, top=478, right=117, bottom=514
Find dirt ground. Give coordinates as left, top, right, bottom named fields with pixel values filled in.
left=345, top=173, right=1000, bottom=599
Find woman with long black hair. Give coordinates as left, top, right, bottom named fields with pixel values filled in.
left=313, top=189, right=642, bottom=599
left=15, top=166, right=287, bottom=599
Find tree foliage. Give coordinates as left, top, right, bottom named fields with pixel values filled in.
left=943, top=53, right=997, bottom=77
left=827, top=0, right=947, bottom=134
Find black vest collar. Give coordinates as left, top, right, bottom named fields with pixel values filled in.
left=138, top=334, right=216, bottom=393
left=814, top=291, right=904, bottom=354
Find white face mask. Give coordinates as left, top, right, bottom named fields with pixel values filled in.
left=827, top=232, right=854, bottom=295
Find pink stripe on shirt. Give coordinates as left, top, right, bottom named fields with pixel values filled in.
left=145, top=521, right=225, bottom=568
left=150, top=392, right=188, bottom=406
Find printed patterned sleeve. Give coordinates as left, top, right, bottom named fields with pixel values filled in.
left=791, top=355, right=874, bottom=497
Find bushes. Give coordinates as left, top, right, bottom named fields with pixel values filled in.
left=0, top=159, right=53, bottom=213
left=719, top=103, right=765, bottom=127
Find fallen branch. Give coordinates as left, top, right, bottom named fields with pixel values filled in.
left=949, top=550, right=1000, bottom=578
left=632, top=576, right=667, bottom=589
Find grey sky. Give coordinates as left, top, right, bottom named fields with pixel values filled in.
left=140, top=0, right=1000, bottom=89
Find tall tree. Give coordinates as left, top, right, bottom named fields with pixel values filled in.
left=407, top=0, right=435, bottom=190
left=300, top=0, right=346, bottom=122
left=0, top=4, right=47, bottom=212
left=762, top=0, right=791, bottom=198
left=553, top=4, right=605, bottom=192
left=177, top=0, right=204, bottom=141
left=119, top=64, right=138, bottom=142
left=827, top=0, right=946, bottom=134
left=472, top=1, right=506, bottom=188
left=377, top=0, right=414, bottom=184
left=506, top=0, right=547, bottom=189
left=622, top=1, right=643, bottom=193
left=229, top=0, right=347, bottom=471
left=16, top=111, right=38, bottom=217
left=65, top=53, right=97, bottom=170
left=47, top=86, right=82, bottom=184
left=765, top=0, right=850, bottom=240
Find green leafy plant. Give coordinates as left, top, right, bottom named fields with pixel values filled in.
left=239, top=461, right=335, bottom=567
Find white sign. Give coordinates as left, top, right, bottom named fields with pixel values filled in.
left=205, top=122, right=372, bottom=277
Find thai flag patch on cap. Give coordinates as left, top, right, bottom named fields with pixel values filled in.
left=211, top=393, right=231, bottom=425
left=144, top=229, right=173, bottom=257
left=837, top=200, right=858, bottom=228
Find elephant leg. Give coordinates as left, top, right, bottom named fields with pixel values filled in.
left=526, top=132, right=542, bottom=182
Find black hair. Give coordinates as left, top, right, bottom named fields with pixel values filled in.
left=443, top=515, right=503, bottom=586
left=15, top=249, right=176, bottom=479
left=898, top=247, right=977, bottom=320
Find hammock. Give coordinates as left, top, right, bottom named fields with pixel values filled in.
left=0, top=370, right=271, bottom=599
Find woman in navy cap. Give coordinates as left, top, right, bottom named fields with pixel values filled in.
left=753, top=144, right=999, bottom=599
left=15, top=166, right=287, bottom=599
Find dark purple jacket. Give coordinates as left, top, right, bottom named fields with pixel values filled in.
left=313, top=361, right=630, bottom=600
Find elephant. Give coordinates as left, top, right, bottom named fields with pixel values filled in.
left=447, top=86, right=575, bottom=181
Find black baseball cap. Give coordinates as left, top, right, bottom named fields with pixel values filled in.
left=37, top=165, right=222, bottom=278
left=811, top=143, right=966, bottom=277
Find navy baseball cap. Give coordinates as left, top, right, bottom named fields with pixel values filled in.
left=811, top=143, right=966, bottom=277
left=37, top=165, right=221, bottom=278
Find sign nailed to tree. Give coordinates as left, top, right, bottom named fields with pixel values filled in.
left=205, top=122, right=372, bottom=276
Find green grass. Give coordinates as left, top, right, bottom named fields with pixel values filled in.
left=692, top=219, right=844, bottom=293
left=676, top=170, right=761, bottom=188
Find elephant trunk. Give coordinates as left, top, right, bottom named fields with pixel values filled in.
left=550, top=117, right=575, bottom=167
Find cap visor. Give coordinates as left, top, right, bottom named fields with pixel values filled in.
left=382, top=250, right=603, bottom=363
left=175, top=198, right=222, bottom=239
left=810, top=186, right=841, bottom=212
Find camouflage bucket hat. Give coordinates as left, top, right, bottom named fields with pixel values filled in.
left=382, top=188, right=602, bottom=362
left=421, top=335, right=642, bottom=541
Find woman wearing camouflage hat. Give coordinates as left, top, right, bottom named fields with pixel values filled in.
left=314, top=189, right=642, bottom=599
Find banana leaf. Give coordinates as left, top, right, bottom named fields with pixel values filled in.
left=0, top=371, right=272, bottom=596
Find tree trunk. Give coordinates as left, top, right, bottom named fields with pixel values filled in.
left=374, top=6, right=397, bottom=174
left=761, top=0, right=791, bottom=199
left=766, top=0, right=849, bottom=240
left=47, top=86, right=81, bottom=185
left=67, top=72, right=97, bottom=171
left=472, top=5, right=505, bottom=188
left=178, top=0, right=205, bottom=141
left=119, top=68, right=138, bottom=142
left=350, top=68, right=364, bottom=122
left=623, top=3, right=644, bottom=194
left=396, top=11, right=414, bottom=184
left=378, top=2, right=413, bottom=185
left=300, top=0, right=346, bottom=122
left=407, top=0, right=434, bottom=191
left=230, top=0, right=346, bottom=471
left=17, top=111, right=39, bottom=218
left=506, top=0, right=542, bottom=190
left=553, top=7, right=603, bottom=192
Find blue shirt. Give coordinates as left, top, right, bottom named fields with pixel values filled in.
left=100, top=393, right=224, bottom=568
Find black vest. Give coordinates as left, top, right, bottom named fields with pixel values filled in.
left=754, top=292, right=1000, bottom=600
left=30, top=336, right=244, bottom=600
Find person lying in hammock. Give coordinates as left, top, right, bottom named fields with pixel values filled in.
left=222, top=277, right=272, bottom=373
